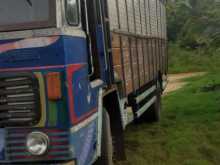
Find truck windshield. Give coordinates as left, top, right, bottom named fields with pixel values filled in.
left=0, top=0, right=56, bottom=32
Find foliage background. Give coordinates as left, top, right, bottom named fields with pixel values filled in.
left=167, top=0, right=220, bottom=73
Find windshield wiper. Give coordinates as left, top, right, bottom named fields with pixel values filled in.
left=26, top=0, right=33, bottom=7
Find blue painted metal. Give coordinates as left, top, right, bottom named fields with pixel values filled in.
left=0, top=36, right=88, bottom=69
left=0, top=34, right=104, bottom=164
left=0, top=129, right=5, bottom=160
left=70, top=119, right=98, bottom=165
left=96, top=25, right=109, bottom=84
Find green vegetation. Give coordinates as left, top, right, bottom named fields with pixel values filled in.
left=117, top=72, right=220, bottom=165
left=168, top=44, right=220, bottom=73
left=167, top=0, right=220, bottom=73
left=167, top=0, right=220, bottom=49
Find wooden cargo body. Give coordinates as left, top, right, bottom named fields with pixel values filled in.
left=108, top=0, right=168, bottom=96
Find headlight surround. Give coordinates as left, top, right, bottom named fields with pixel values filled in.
left=26, top=132, right=49, bottom=156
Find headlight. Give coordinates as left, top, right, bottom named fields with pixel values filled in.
left=26, top=132, right=49, bottom=156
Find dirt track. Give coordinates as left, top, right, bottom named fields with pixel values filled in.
left=164, top=72, right=206, bottom=95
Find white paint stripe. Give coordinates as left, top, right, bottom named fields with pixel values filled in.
left=126, top=113, right=135, bottom=125
left=71, top=113, right=98, bottom=133
left=137, top=96, right=157, bottom=117
left=135, top=85, right=156, bottom=104
left=97, top=89, right=103, bottom=157
left=120, top=98, right=128, bottom=129
left=91, top=79, right=104, bottom=88
left=0, top=27, right=86, bottom=40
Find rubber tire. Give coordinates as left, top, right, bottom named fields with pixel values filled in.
left=149, top=86, right=161, bottom=122
left=139, top=81, right=162, bottom=122
left=94, top=110, right=113, bottom=165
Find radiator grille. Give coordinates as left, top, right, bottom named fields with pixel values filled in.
left=0, top=73, right=40, bottom=127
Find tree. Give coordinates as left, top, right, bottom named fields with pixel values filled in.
left=167, top=0, right=220, bottom=50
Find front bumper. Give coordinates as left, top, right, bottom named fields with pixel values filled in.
left=0, top=128, right=73, bottom=164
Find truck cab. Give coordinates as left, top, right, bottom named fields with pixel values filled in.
left=0, top=0, right=109, bottom=164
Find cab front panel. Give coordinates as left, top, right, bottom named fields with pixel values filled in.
left=0, top=35, right=100, bottom=164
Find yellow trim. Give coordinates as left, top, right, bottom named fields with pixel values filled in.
left=35, top=72, right=47, bottom=127
left=62, top=161, right=76, bottom=165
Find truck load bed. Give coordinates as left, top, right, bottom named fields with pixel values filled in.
left=107, top=0, right=168, bottom=96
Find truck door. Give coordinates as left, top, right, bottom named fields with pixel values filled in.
left=97, top=0, right=114, bottom=85
left=82, top=0, right=113, bottom=85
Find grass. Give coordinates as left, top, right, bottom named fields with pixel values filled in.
left=116, top=71, right=220, bottom=165
left=168, top=44, right=220, bottom=74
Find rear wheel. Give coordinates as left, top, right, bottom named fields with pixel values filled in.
left=149, top=85, right=161, bottom=122
left=140, top=81, right=162, bottom=122
left=94, top=110, right=113, bottom=165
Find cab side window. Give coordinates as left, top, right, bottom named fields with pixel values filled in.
left=66, top=0, right=79, bottom=25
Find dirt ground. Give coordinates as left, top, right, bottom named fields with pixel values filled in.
left=164, top=72, right=206, bottom=95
